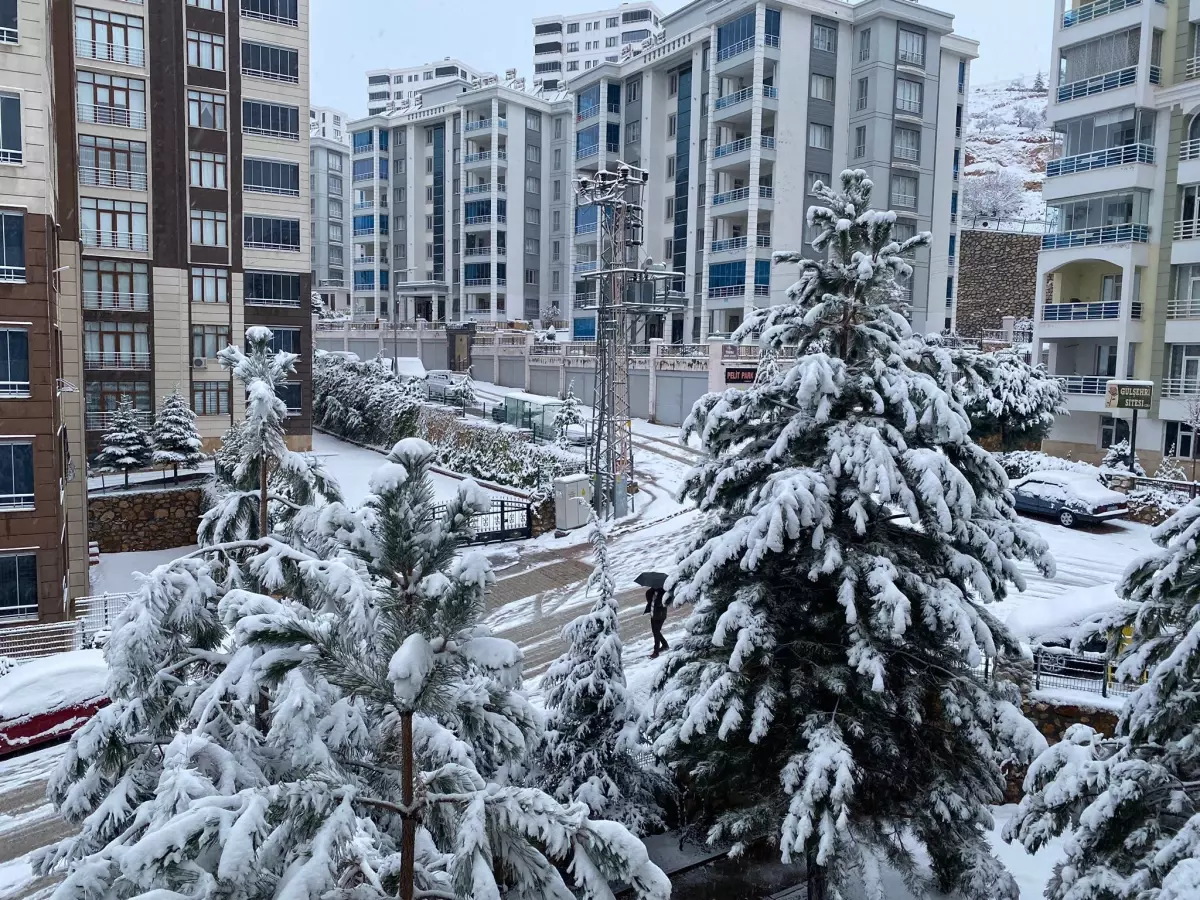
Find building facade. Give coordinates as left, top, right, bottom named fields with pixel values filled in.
left=311, top=109, right=350, bottom=314
left=365, top=59, right=484, bottom=117
left=532, top=2, right=665, bottom=91
left=0, top=0, right=89, bottom=624
left=310, top=103, right=346, bottom=142
left=1036, top=0, right=1200, bottom=469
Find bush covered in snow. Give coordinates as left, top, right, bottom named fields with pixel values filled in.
left=996, top=450, right=1100, bottom=481
left=1126, top=485, right=1190, bottom=526
left=1101, top=439, right=1145, bottom=476
left=314, top=352, right=583, bottom=500
left=960, top=349, right=1066, bottom=452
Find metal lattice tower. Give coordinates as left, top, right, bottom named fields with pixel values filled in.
left=575, top=163, right=686, bottom=518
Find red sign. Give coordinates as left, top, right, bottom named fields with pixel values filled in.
left=725, top=367, right=757, bottom=384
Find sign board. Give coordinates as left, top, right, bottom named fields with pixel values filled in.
left=1104, top=380, right=1154, bottom=410
left=725, top=367, right=757, bottom=385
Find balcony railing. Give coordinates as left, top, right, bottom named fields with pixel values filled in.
left=1189, top=57, right=1200, bottom=80
left=244, top=125, right=299, bottom=141
left=353, top=143, right=374, bottom=155
left=353, top=255, right=377, bottom=265
left=79, top=166, right=148, bottom=191
left=78, top=104, right=146, bottom=129
left=464, top=278, right=493, bottom=286
left=245, top=297, right=302, bottom=308
left=1161, top=378, right=1200, bottom=399
left=576, top=106, right=600, bottom=123
left=711, top=187, right=750, bottom=206
left=75, top=38, right=145, bottom=66
left=463, top=246, right=502, bottom=257
left=756, top=234, right=771, bottom=247
left=893, top=145, right=920, bottom=162
left=896, top=98, right=922, bottom=115
left=1176, top=220, right=1200, bottom=241
left=241, top=2, right=297, bottom=26
left=82, top=290, right=149, bottom=311
left=244, top=239, right=301, bottom=252
left=84, top=351, right=151, bottom=370
left=244, top=66, right=299, bottom=84
left=577, top=145, right=599, bottom=160
left=1046, top=143, right=1154, bottom=177
left=575, top=222, right=598, bottom=235
left=0, top=266, right=26, bottom=282
left=82, top=230, right=149, bottom=252
left=898, top=49, right=925, bottom=67
left=465, top=118, right=507, bottom=132
left=1063, top=0, right=1142, bottom=28
left=1057, top=375, right=1109, bottom=395
left=464, top=151, right=493, bottom=164
left=709, top=284, right=747, bottom=298
left=352, top=226, right=375, bottom=236
left=716, top=36, right=754, bottom=63
left=465, top=183, right=504, bottom=195
left=891, top=193, right=917, bottom=209
left=982, top=328, right=1034, bottom=345
left=1057, top=66, right=1138, bottom=103
left=86, top=409, right=151, bottom=431
left=465, top=214, right=497, bottom=225
left=711, top=236, right=747, bottom=253
left=765, top=33, right=779, bottom=49
left=1183, top=139, right=1200, bottom=161
left=761, top=136, right=776, bottom=150
left=574, top=260, right=599, bottom=273
left=1042, top=300, right=1120, bottom=321
left=1041, top=223, right=1149, bottom=249
left=1168, top=298, right=1200, bottom=319
left=714, top=137, right=751, bottom=158
left=1150, top=66, right=1161, bottom=85
left=0, top=25, right=16, bottom=44
left=353, top=201, right=374, bottom=210
left=714, top=87, right=752, bottom=111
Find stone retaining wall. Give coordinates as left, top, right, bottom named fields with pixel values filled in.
left=88, top=485, right=205, bottom=553
left=957, top=229, right=1039, bottom=338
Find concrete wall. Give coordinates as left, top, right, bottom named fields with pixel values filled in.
left=498, top=357, right=524, bottom=388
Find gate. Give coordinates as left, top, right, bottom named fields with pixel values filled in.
left=435, top=499, right=532, bottom=544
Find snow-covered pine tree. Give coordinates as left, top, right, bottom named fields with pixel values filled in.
left=540, top=517, right=666, bottom=834
left=448, top=366, right=477, bottom=409
left=150, top=388, right=205, bottom=481
left=754, top=348, right=782, bottom=386
left=648, top=170, right=1054, bottom=900
left=1156, top=447, right=1188, bottom=482
left=94, top=396, right=153, bottom=488
left=554, top=381, right=585, bottom=449
left=1101, top=438, right=1145, bottom=476
left=960, top=348, right=1066, bottom=452
left=35, top=440, right=669, bottom=900
left=1005, top=497, right=1200, bottom=900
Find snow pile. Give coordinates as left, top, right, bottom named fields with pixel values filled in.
left=965, top=80, right=1053, bottom=222
left=997, top=450, right=1100, bottom=481
left=1005, top=584, right=1124, bottom=645
left=0, top=650, right=107, bottom=723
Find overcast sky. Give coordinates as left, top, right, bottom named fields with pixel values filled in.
left=311, top=0, right=1054, bottom=118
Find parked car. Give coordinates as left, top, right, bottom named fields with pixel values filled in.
left=1010, top=471, right=1128, bottom=527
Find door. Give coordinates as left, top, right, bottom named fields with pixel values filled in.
left=453, top=334, right=470, bottom=372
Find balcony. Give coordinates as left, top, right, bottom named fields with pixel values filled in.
left=465, top=183, right=505, bottom=195
left=0, top=375, right=29, bottom=397
left=1041, top=223, right=1149, bottom=249
left=78, top=104, right=146, bottom=129
left=244, top=65, right=299, bottom=84
left=353, top=143, right=374, bottom=155
left=1183, top=139, right=1200, bottom=161
left=1176, top=220, right=1200, bottom=241
left=353, top=201, right=374, bottom=210
left=82, top=290, right=149, bottom=311
left=245, top=297, right=302, bottom=308
left=464, top=277, right=495, bottom=287
left=1046, top=143, right=1154, bottom=178
left=716, top=36, right=754, bottom=63
left=1056, top=375, right=1109, bottom=395
left=241, top=3, right=297, bottom=26
left=1042, top=301, right=1120, bottom=321
left=577, top=145, right=599, bottom=161
left=82, top=230, right=149, bottom=252
left=713, top=85, right=778, bottom=112
left=465, top=214, right=503, bottom=226
left=577, top=106, right=600, bottom=123
left=711, top=186, right=773, bottom=207
left=1057, top=66, right=1138, bottom=103
left=1161, top=378, right=1200, bottom=399
left=465, top=118, right=507, bottom=133
left=897, top=49, right=925, bottom=68
left=756, top=234, right=771, bottom=247
left=80, top=166, right=148, bottom=191
left=75, top=38, right=145, bottom=67
left=352, top=283, right=377, bottom=293
left=575, top=222, right=598, bottom=235
left=353, top=172, right=375, bottom=183
left=86, top=409, right=151, bottom=431
left=352, top=226, right=375, bottom=236
left=84, top=351, right=151, bottom=370
left=353, top=255, right=378, bottom=266
left=574, top=260, right=599, bottom=274
left=709, top=284, right=768, bottom=298
left=463, top=246, right=503, bottom=257
left=244, top=239, right=300, bottom=252
left=1063, top=0, right=1143, bottom=28
left=711, top=236, right=748, bottom=253
left=464, top=151, right=503, bottom=166
left=1169, top=298, right=1200, bottom=319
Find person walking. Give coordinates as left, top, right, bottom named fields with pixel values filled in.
left=645, top=587, right=669, bottom=658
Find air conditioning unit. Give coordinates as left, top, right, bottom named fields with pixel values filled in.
left=192, top=357, right=208, bottom=369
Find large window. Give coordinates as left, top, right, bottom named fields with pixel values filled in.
left=253, top=327, right=301, bottom=353
left=898, top=28, right=925, bottom=67
left=243, top=99, right=299, bottom=140
left=85, top=380, right=151, bottom=429
left=1059, top=27, right=1140, bottom=86
left=1, top=0, right=17, bottom=43
left=188, top=0, right=224, bottom=9
left=810, top=74, right=834, bottom=102
left=0, top=553, right=38, bottom=619
left=192, top=324, right=230, bottom=359
left=75, top=7, right=145, bottom=66
left=891, top=174, right=918, bottom=209
left=244, top=271, right=300, bottom=306
left=190, top=266, right=228, bottom=304
left=84, top=321, right=149, bottom=368
left=190, top=209, right=228, bottom=246
left=0, top=442, right=33, bottom=510
left=241, top=0, right=298, bottom=26
left=812, top=22, right=836, bottom=52
left=808, top=123, right=832, bottom=150
left=0, top=329, right=29, bottom=396
left=83, top=259, right=149, bottom=310
left=893, top=127, right=920, bottom=162
left=193, top=381, right=231, bottom=416
left=189, top=150, right=227, bottom=189
left=187, top=90, right=226, bottom=130
left=895, top=78, right=922, bottom=115
left=0, top=210, right=23, bottom=282
left=81, top=198, right=148, bottom=251
left=242, top=41, right=298, bottom=82
left=186, top=30, right=226, bottom=70
left=1165, top=421, right=1198, bottom=459
left=0, top=91, right=22, bottom=164
left=1048, top=190, right=1150, bottom=232
left=77, top=72, right=146, bottom=128
left=244, top=216, right=301, bottom=251
left=244, top=158, right=300, bottom=195
left=278, top=382, right=301, bottom=414
left=79, top=135, right=147, bottom=190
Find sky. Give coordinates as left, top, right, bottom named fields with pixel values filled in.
left=310, top=0, right=1054, bottom=119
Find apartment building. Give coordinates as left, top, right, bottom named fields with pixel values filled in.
left=346, top=76, right=570, bottom=324
left=365, top=59, right=485, bottom=117
left=311, top=108, right=350, bottom=313
left=1035, top=0, right=1200, bottom=469
left=564, top=0, right=975, bottom=341
left=532, top=2, right=664, bottom=91
left=0, top=0, right=88, bottom=624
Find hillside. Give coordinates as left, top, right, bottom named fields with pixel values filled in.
left=964, top=77, right=1054, bottom=224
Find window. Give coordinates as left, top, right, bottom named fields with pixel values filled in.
left=525, top=268, right=539, bottom=285
left=84, top=320, right=149, bottom=367
left=186, top=30, right=225, bottom=70
left=859, top=27, right=871, bottom=61
left=895, top=78, right=922, bottom=115
left=75, top=7, right=145, bottom=66
left=1100, top=415, right=1130, bottom=449
left=552, top=210, right=561, bottom=231
left=328, top=174, right=343, bottom=194
left=808, top=123, right=832, bottom=150
left=0, top=328, right=29, bottom=396
left=666, top=155, right=676, bottom=178
left=278, top=382, right=302, bottom=414
left=566, top=61, right=579, bottom=72
left=240, top=0, right=298, bottom=27
left=552, top=271, right=560, bottom=291
left=525, top=175, right=541, bottom=194
left=242, top=41, right=299, bottom=83
left=1165, top=421, right=1197, bottom=459
left=669, top=72, right=678, bottom=96
left=628, top=81, right=640, bottom=103
left=243, top=100, right=299, bottom=139
left=0, top=442, right=33, bottom=509
left=812, top=23, right=836, bottom=52
left=553, top=148, right=562, bottom=170
left=81, top=198, right=148, bottom=251
left=891, top=174, right=918, bottom=208
left=191, top=324, right=230, bottom=359
left=606, top=16, right=618, bottom=27
left=807, top=172, right=830, bottom=195
left=857, top=78, right=869, bottom=111
left=189, top=150, right=227, bottom=189
left=329, top=222, right=342, bottom=242
left=898, top=28, right=926, bottom=67
left=191, top=267, right=228, bottom=303
left=526, top=207, right=540, bottom=225
left=256, top=327, right=302, bottom=353
left=79, top=135, right=148, bottom=190
left=524, top=237, right=540, bottom=255
left=244, top=216, right=301, bottom=251
left=526, top=145, right=541, bottom=163
left=188, top=0, right=224, bottom=9
left=245, top=271, right=301, bottom=306
left=893, top=221, right=916, bottom=242
left=810, top=74, right=834, bottom=102
left=0, top=0, right=15, bottom=43
left=77, top=72, right=147, bottom=128
left=83, top=258, right=148, bottom=310
left=239, top=158, right=299, bottom=198
left=187, top=90, right=226, bottom=130
left=567, top=22, right=579, bottom=33
left=0, top=210, right=22, bottom=281
left=0, top=553, right=38, bottom=619
left=606, top=36, right=617, bottom=48
left=621, top=29, right=650, bottom=42
left=190, top=209, right=228, bottom=246
left=0, top=93, right=20, bottom=164
left=665, top=196, right=675, bottom=220
left=668, top=113, right=677, bottom=137
left=526, top=111, right=541, bottom=131
left=193, top=381, right=231, bottom=416
left=552, top=240, right=560, bottom=261
left=328, top=153, right=344, bottom=173
left=552, top=179, right=562, bottom=201
left=328, top=199, right=342, bottom=219
left=854, top=125, right=867, bottom=158
left=893, top=127, right=920, bottom=162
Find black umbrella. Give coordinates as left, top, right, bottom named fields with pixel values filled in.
left=635, top=571, right=668, bottom=590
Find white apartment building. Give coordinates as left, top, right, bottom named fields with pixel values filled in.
left=532, top=2, right=664, bottom=91
left=365, top=59, right=485, bottom=116
left=1036, top=0, right=1200, bottom=469
left=310, top=104, right=347, bottom=143
left=311, top=119, right=351, bottom=313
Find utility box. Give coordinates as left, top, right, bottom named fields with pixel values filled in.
left=554, top=473, right=593, bottom=531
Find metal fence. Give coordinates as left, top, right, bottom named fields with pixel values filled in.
left=0, top=620, right=87, bottom=661
left=1032, top=647, right=1136, bottom=699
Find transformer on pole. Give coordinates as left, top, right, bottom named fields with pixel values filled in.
left=574, top=162, right=687, bottom=519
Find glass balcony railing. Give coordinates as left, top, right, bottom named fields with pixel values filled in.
left=1046, top=143, right=1154, bottom=177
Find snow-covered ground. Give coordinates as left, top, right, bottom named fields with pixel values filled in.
left=965, top=79, right=1053, bottom=222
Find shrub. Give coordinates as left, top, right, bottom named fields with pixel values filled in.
left=995, top=450, right=1100, bottom=481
